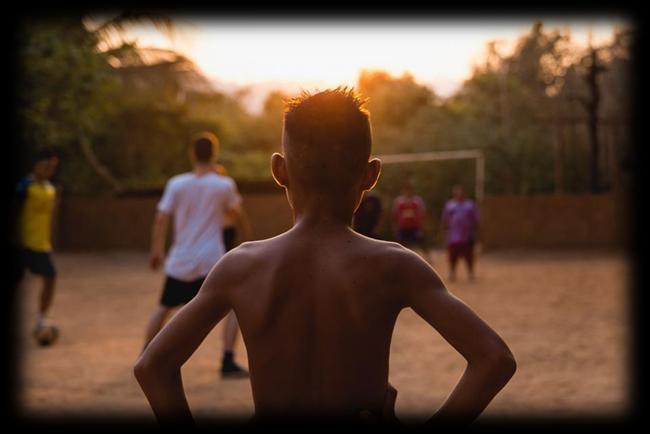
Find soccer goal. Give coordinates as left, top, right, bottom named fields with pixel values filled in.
left=375, top=150, right=486, bottom=203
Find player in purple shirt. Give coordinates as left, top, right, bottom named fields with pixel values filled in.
left=441, top=184, right=479, bottom=282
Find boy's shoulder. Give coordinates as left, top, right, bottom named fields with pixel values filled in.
left=370, top=237, right=426, bottom=263
left=212, top=172, right=236, bottom=184
left=216, top=235, right=285, bottom=269
left=212, top=233, right=437, bottom=300
left=346, top=236, right=440, bottom=299
left=348, top=235, right=429, bottom=275
left=231, top=233, right=420, bottom=264
left=207, top=236, right=289, bottom=289
left=166, top=172, right=194, bottom=186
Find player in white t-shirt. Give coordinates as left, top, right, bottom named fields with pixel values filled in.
left=141, top=132, right=249, bottom=378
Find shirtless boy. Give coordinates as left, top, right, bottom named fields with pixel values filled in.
left=134, top=87, right=516, bottom=426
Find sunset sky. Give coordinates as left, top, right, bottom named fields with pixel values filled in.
left=102, top=16, right=630, bottom=112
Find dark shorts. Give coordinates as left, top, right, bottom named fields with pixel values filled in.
left=397, top=228, right=423, bottom=245
left=160, top=275, right=205, bottom=307
left=353, top=220, right=380, bottom=239
left=22, top=248, right=56, bottom=278
left=448, top=241, right=474, bottom=265
left=223, top=227, right=237, bottom=252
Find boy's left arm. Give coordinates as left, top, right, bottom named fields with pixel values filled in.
left=134, top=256, right=236, bottom=425
left=227, top=205, right=253, bottom=241
left=225, top=178, right=253, bottom=241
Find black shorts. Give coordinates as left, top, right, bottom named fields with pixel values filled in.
left=397, top=228, right=423, bottom=245
left=22, top=248, right=56, bottom=278
left=160, top=275, right=205, bottom=307
left=223, top=227, right=237, bottom=252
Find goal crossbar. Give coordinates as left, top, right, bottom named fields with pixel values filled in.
left=375, top=150, right=485, bottom=203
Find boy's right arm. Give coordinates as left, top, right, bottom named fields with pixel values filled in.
left=134, top=251, right=239, bottom=424
left=151, top=180, right=175, bottom=270
left=395, top=248, right=516, bottom=425
left=226, top=204, right=253, bottom=241
left=150, top=211, right=170, bottom=270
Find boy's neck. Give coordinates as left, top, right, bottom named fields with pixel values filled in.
left=291, top=195, right=355, bottom=231
left=193, top=163, right=213, bottom=175
left=30, top=172, right=48, bottom=183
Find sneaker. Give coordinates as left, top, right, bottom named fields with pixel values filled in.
left=221, top=362, right=250, bottom=379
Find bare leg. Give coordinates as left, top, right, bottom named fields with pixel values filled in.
left=142, top=305, right=173, bottom=354
left=466, top=246, right=475, bottom=282
left=221, top=311, right=248, bottom=377
left=448, top=247, right=458, bottom=282
left=38, top=276, right=56, bottom=321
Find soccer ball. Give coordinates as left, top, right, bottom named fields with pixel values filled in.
left=33, top=323, right=59, bottom=347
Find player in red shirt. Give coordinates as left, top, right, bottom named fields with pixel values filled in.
left=392, top=181, right=429, bottom=263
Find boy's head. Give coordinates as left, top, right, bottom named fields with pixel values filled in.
left=190, top=132, right=219, bottom=165
left=31, top=148, right=59, bottom=180
left=401, top=180, right=414, bottom=197
left=452, top=184, right=465, bottom=200
left=272, top=87, right=380, bottom=201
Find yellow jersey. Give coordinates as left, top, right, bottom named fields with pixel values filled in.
left=17, top=175, right=56, bottom=252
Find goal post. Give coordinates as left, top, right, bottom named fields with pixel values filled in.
left=375, top=150, right=486, bottom=203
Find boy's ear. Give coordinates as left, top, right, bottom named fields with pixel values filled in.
left=271, top=153, right=289, bottom=188
left=362, top=158, right=382, bottom=191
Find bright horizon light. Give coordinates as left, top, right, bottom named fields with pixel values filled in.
left=108, top=17, right=630, bottom=112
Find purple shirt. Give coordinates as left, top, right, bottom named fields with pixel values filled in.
left=442, top=199, right=479, bottom=245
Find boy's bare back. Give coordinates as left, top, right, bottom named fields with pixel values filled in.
left=220, top=226, right=413, bottom=417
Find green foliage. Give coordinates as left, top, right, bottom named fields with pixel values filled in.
left=17, top=20, right=631, bottom=202
left=18, top=18, right=120, bottom=193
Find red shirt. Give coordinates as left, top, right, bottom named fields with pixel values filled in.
left=392, top=195, right=426, bottom=230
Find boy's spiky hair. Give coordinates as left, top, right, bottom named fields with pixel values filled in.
left=281, top=86, right=373, bottom=194
left=284, top=86, right=368, bottom=114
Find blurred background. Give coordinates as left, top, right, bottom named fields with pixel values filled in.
left=12, top=13, right=636, bottom=423
left=15, top=14, right=634, bottom=249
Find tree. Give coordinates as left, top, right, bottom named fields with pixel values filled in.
left=17, top=12, right=177, bottom=194
left=357, top=69, right=437, bottom=155
left=18, top=18, right=123, bottom=192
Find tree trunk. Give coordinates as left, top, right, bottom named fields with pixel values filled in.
left=552, top=122, right=564, bottom=194
left=585, top=48, right=602, bottom=193
left=78, top=131, right=123, bottom=193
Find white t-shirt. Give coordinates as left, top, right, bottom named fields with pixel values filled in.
left=157, top=172, right=242, bottom=281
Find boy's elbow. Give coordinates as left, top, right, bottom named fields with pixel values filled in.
left=133, top=355, right=150, bottom=382
left=499, top=350, right=517, bottom=379
left=134, top=350, right=179, bottom=384
left=134, top=352, right=160, bottom=383
left=488, top=347, right=517, bottom=381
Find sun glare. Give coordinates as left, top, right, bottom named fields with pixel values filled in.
left=115, top=17, right=629, bottom=107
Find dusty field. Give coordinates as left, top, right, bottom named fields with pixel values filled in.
left=16, top=248, right=631, bottom=424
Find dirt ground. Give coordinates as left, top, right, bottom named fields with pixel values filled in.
left=16, top=248, right=631, bottom=424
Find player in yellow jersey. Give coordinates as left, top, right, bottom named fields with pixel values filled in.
left=16, top=148, right=60, bottom=334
